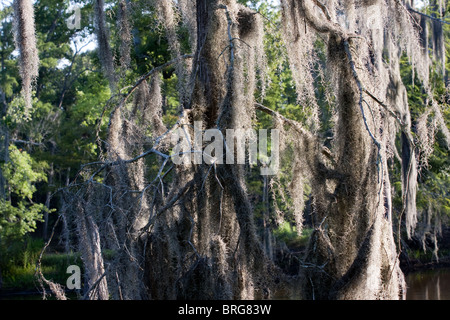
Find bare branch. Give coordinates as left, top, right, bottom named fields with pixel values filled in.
left=82, top=270, right=109, bottom=300
left=11, top=139, right=43, bottom=146
left=255, top=102, right=335, bottom=162
left=35, top=215, right=68, bottom=300
left=408, top=7, right=450, bottom=25
left=363, top=89, right=404, bottom=127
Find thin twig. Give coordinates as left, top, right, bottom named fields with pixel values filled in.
left=408, top=7, right=450, bottom=25
left=82, top=269, right=109, bottom=300
left=363, top=88, right=405, bottom=127
left=139, top=179, right=196, bottom=235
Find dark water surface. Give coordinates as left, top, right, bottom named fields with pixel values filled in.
left=2, top=269, right=450, bottom=300
left=405, top=268, right=450, bottom=300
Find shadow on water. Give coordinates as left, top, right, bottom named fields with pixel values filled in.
left=405, top=268, right=450, bottom=300
left=3, top=269, right=450, bottom=300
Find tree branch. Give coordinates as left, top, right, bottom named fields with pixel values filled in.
left=408, top=7, right=450, bottom=25
left=301, top=0, right=346, bottom=38
left=255, top=102, right=312, bottom=138
left=362, top=89, right=404, bottom=127
left=11, top=139, right=43, bottom=146
left=312, top=0, right=332, bottom=21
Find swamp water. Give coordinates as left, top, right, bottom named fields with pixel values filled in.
left=405, top=268, right=450, bottom=300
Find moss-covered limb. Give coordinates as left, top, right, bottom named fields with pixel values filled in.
left=93, top=0, right=116, bottom=90
left=12, top=0, right=39, bottom=116
left=280, top=0, right=412, bottom=299
left=343, top=39, right=381, bottom=151
left=298, top=0, right=346, bottom=37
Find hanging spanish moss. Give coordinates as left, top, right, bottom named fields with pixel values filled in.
left=432, top=99, right=450, bottom=148
left=418, top=14, right=430, bottom=83
left=155, top=0, right=190, bottom=108
left=431, top=0, right=446, bottom=76
left=414, top=204, right=442, bottom=262
left=12, top=0, right=39, bottom=118
left=276, top=0, right=439, bottom=299
left=94, top=0, right=117, bottom=90
left=75, top=187, right=109, bottom=300
left=280, top=0, right=320, bottom=129
left=178, top=0, right=197, bottom=50
left=133, top=75, right=166, bottom=138
left=118, top=0, right=132, bottom=70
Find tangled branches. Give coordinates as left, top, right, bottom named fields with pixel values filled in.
left=38, top=0, right=449, bottom=301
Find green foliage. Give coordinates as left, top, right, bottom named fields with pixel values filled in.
left=273, top=222, right=312, bottom=249
left=0, top=201, right=45, bottom=240
left=0, top=236, right=44, bottom=290
left=2, top=236, right=44, bottom=269
left=1, top=243, right=80, bottom=291
left=2, top=145, right=47, bottom=198
left=0, top=145, right=50, bottom=241
left=259, top=3, right=298, bottom=120
left=417, top=142, right=450, bottom=216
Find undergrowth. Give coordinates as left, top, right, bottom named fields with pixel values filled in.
left=273, top=222, right=312, bottom=250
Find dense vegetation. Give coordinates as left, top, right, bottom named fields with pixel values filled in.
left=0, top=0, right=449, bottom=299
